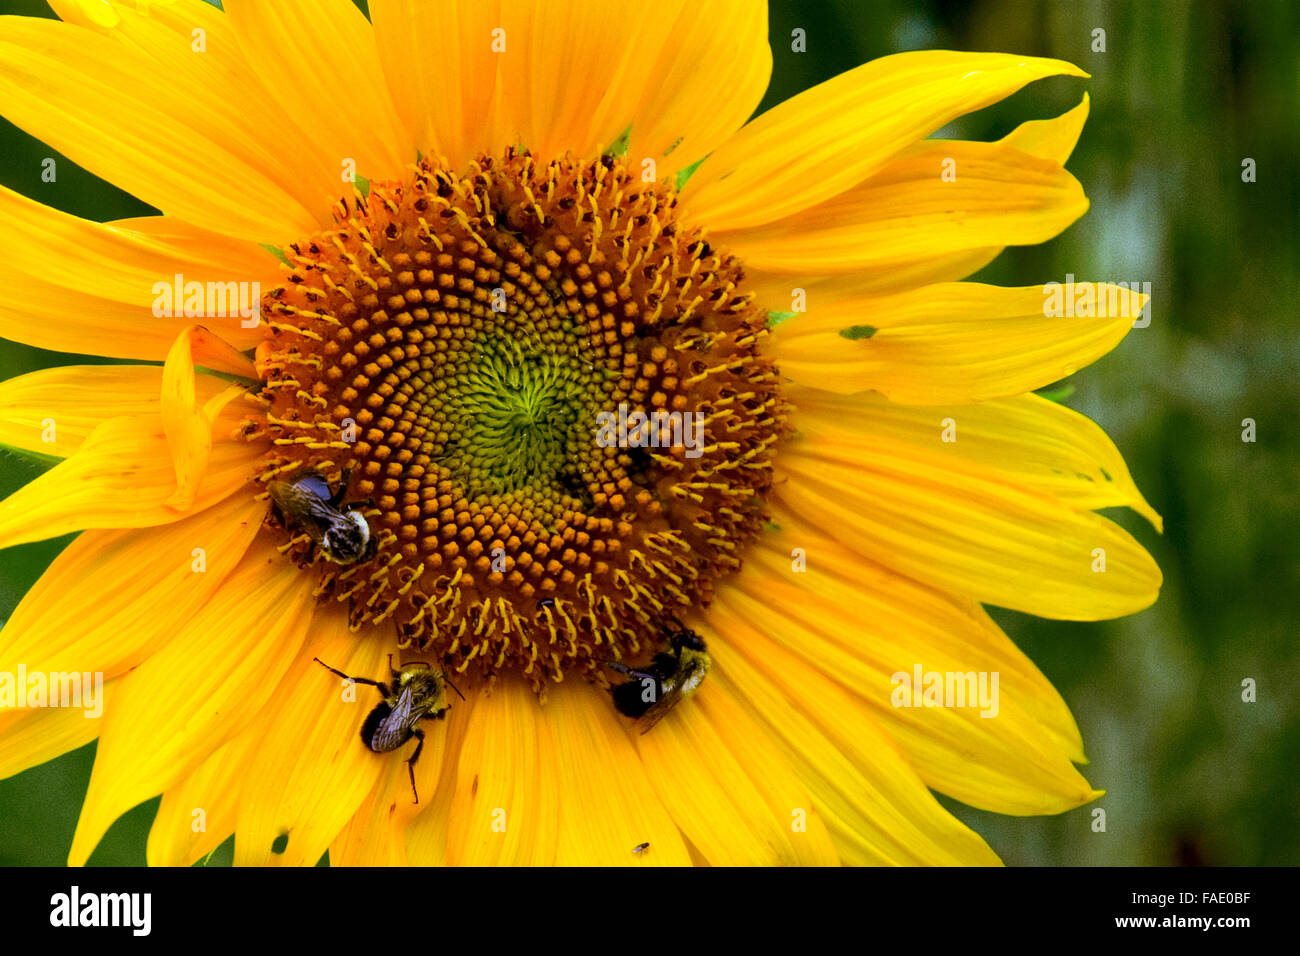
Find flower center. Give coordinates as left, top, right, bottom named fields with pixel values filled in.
left=244, top=150, right=787, bottom=687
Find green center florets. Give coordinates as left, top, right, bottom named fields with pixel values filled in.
left=438, top=336, right=598, bottom=501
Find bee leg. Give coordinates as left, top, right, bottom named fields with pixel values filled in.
left=405, top=728, right=426, bottom=804
left=604, top=660, right=656, bottom=682
left=603, top=660, right=635, bottom=677
left=312, top=658, right=388, bottom=692
left=329, top=468, right=354, bottom=507
left=442, top=673, right=467, bottom=701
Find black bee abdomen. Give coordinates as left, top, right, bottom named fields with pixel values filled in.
left=650, top=651, right=678, bottom=673
left=612, top=678, right=659, bottom=718
left=361, top=703, right=395, bottom=752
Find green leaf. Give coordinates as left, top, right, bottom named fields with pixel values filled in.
left=259, top=243, right=290, bottom=267
left=1036, top=383, right=1076, bottom=403
left=0, top=441, right=61, bottom=471
left=190, top=835, right=235, bottom=868
left=605, top=125, right=631, bottom=158
left=0, top=445, right=71, bottom=627
left=674, top=156, right=708, bottom=191
left=354, top=174, right=370, bottom=199
left=767, top=311, right=798, bottom=329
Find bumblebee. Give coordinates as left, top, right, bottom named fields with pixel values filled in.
left=314, top=655, right=464, bottom=803
left=605, top=623, right=710, bottom=733
left=268, top=472, right=374, bottom=564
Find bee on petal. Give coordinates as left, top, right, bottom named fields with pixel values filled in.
left=605, top=621, right=710, bottom=733
left=314, top=655, right=464, bottom=803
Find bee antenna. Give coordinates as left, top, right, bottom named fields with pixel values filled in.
left=442, top=673, right=467, bottom=701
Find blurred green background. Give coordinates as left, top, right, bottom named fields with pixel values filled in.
left=0, top=0, right=1296, bottom=865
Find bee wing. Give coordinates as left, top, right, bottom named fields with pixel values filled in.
left=269, top=479, right=341, bottom=535
left=294, top=474, right=333, bottom=501
left=372, top=684, right=415, bottom=751
left=635, top=657, right=706, bottom=734
left=634, top=682, right=684, bottom=734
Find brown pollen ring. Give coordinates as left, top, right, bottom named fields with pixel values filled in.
left=241, top=149, right=788, bottom=690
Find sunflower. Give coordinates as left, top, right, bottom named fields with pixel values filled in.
left=0, top=0, right=1161, bottom=867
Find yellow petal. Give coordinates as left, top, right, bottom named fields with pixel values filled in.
left=161, top=328, right=253, bottom=510
left=224, top=0, right=413, bottom=183
left=0, top=188, right=277, bottom=359
left=43, top=0, right=343, bottom=226
left=0, top=17, right=318, bottom=241
left=0, top=491, right=265, bottom=695
left=775, top=440, right=1162, bottom=619
left=541, top=682, right=692, bottom=866
left=162, top=336, right=211, bottom=513
left=772, top=282, right=1141, bottom=403
left=742, top=94, right=1092, bottom=304
left=633, top=677, right=840, bottom=865
left=329, top=773, right=408, bottom=866
left=699, top=617, right=1001, bottom=864
left=727, top=519, right=1103, bottom=813
left=683, top=51, right=1086, bottom=231
left=233, top=612, right=389, bottom=867
left=792, top=387, right=1162, bottom=531
left=625, top=0, right=771, bottom=175
left=515, top=0, right=692, bottom=160
left=49, top=0, right=122, bottom=29
left=0, top=696, right=104, bottom=783
left=715, top=141, right=1086, bottom=275
left=999, top=93, right=1091, bottom=164
left=335, top=694, right=470, bottom=867
left=443, top=679, right=558, bottom=865
left=0, top=406, right=254, bottom=549
left=368, top=0, right=506, bottom=169
left=68, top=542, right=315, bottom=866
left=0, top=190, right=278, bottom=310
left=748, top=249, right=1003, bottom=308
left=0, top=365, right=225, bottom=459
left=146, top=734, right=253, bottom=867
left=377, top=0, right=693, bottom=163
